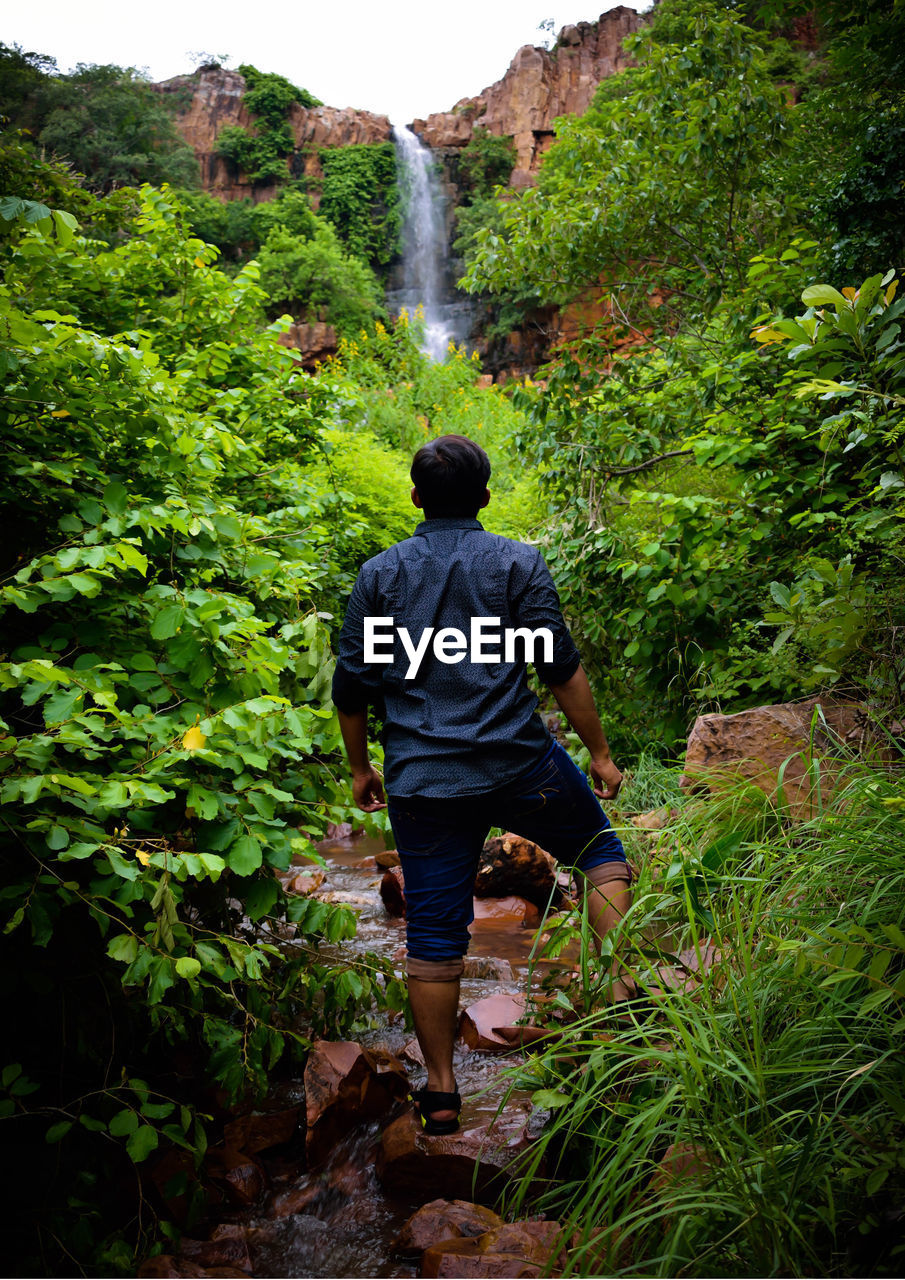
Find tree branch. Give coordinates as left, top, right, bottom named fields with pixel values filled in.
left=602, top=448, right=694, bottom=476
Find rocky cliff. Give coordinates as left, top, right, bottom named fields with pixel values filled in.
left=411, top=6, right=644, bottom=183
left=157, top=67, right=392, bottom=203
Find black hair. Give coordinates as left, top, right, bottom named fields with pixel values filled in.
left=410, top=434, right=491, bottom=518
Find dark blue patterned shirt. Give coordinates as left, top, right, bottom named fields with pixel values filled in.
left=331, top=517, right=581, bottom=798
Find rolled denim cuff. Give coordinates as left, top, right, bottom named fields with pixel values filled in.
left=584, top=859, right=633, bottom=889
left=406, top=954, right=465, bottom=981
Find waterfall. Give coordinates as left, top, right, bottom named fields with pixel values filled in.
left=389, top=125, right=473, bottom=362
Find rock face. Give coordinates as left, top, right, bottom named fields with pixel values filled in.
left=681, top=697, right=875, bottom=818
left=411, top=7, right=645, bottom=181
left=157, top=67, right=392, bottom=202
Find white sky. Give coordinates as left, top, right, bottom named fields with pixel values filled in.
left=5, top=1, right=647, bottom=126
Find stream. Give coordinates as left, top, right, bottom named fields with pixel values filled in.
left=204, top=832, right=558, bottom=1280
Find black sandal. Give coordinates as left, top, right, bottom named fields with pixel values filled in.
left=409, top=1085, right=462, bottom=1135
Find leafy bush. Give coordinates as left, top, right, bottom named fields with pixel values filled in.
left=317, top=143, right=402, bottom=273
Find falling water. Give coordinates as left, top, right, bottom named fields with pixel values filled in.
left=388, top=125, right=474, bottom=362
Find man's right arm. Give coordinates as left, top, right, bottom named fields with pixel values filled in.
left=331, top=568, right=386, bottom=812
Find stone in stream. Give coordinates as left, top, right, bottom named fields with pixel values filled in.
left=459, top=993, right=527, bottom=1052
left=379, top=865, right=406, bottom=917
left=138, top=1257, right=248, bottom=1278
left=471, top=896, right=541, bottom=929
left=304, top=1040, right=408, bottom=1166
left=462, top=955, right=514, bottom=981
left=476, top=834, right=566, bottom=912
left=177, top=1235, right=253, bottom=1272
left=223, top=1107, right=300, bottom=1155
left=375, top=847, right=401, bottom=868
left=377, top=1103, right=541, bottom=1205
left=393, top=1198, right=503, bottom=1258
left=204, top=1145, right=267, bottom=1207
left=420, top=1220, right=566, bottom=1278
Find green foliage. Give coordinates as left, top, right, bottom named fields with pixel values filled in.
left=505, top=759, right=905, bottom=1276
left=8, top=58, right=200, bottom=192
left=238, top=63, right=321, bottom=116
left=257, top=223, right=382, bottom=331
left=0, top=183, right=403, bottom=1273
left=317, top=143, right=402, bottom=273
left=456, top=129, right=516, bottom=200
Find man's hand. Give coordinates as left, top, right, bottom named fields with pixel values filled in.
left=590, top=755, right=623, bottom=801
left=352, top=765, right=386, bottom=812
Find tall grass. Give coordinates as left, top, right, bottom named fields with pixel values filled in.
left=504, top=757, right=905, bottom=1277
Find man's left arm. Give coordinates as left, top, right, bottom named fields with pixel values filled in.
left=331, top=570, right=386, bottom=812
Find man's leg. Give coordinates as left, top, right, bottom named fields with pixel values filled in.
left=387, top=798, right=486, bottom=1122
left=492, top=741, right=634, bottom=998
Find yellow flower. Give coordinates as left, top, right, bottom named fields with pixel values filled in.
left=182, top=724, right=206, bottom=752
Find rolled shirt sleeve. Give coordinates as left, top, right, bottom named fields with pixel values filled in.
left=513, top=552, right=581, bottom=685
left=331, top=567, right=381, bottom=714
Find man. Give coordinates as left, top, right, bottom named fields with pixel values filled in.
left=331, top=434, right=632, bottom=1134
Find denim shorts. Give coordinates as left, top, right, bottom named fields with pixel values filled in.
left=387, top=740, right=627, bottom=963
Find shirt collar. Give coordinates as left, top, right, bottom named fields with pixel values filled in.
left=414, top=517, right=484, bottom=535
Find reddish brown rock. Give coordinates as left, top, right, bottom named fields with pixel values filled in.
left=375, top=847, right=402, bottom=869
left=204, top=1147, right=267, bottom=1208
left=157, top=67, right=391, bottom=202
left=223, top=1106, right=299, bottom=1154
left=178, top=1236, right=252, bottom=1272
left=462, top=955, right=514, bottom=982
left=377, top=1104, right=540, bottom=1205
left=304, top=1040, right=408, bottom=1165
left=393, top=1198, right=503, bottom=1258
left=421, top=1220, right=565, bottom=1278
left=380, top=865, right=407, bottom=917
left=277, top=322, right=338, bottom=371
left=267, top=1181, right=322, bottom=1219
left=476, top=834, right=564, bottom=912
left=471, top=895, right=541, bottom=929
left=681, top=697, right=874, bottom=819
left=412, top=7, right=644, bottom=179
left=459, top=994, right=527, bottom=1052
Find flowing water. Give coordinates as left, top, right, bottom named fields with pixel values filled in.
left=387, top=125, right=476, bottom=361
left=225, top=835, right=549, bottom=1278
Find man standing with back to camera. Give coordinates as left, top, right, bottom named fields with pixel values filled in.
left=331, top=434, right=632, bottom=1135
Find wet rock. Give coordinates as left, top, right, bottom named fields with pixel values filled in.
left=380, top=866, right=406, bottom=917
left=267, top=1181, right=322, bottom=1219
left=178, top=1236, right=252, bottom=1272
left=376, top=848, right=401, bottom=869
left=325, top=821, right=361, bottom=840
left=223, top=1106, right=300, bottom=1154
left=377, top=1104, right=540, bottom=1206
left=461, top=955, right=514, bottom=982
left=421, top=1220, right=565, bottom=1278
left=681, top=697, right=875, bottom=819
left=205, top=1146, right=267, bottom=1208
left=281, top=867, right=325, bottom=896
left=304, top=1040, right=408, bottom=1166
left=471, top=896, right=541, bottom=929
left=476, top=834, right=565, bottom=912
left=150, top=1147, right=207, bottom=1223
left=138, top=1257, right=249, bottom=1279
left=459, top=994, right=527, bottom=1052
left=393, top=1198, right=503, bottom=1258
left=400, top=1038, right=426, bottom=1068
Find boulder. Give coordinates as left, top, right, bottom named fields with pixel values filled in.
left=380, top=865, right=407, bottom=916
left=681, top=697, right=874, bottom=818
left=304, top=1040, right=408, bottom=1165
left=459, top=994, right=527, bottom=1052
left=471, top=896, right=540, bottom=929
left=377, top=1104, right=540, bottom=1205
left=421, top=1220, right=565, bottom=1278
left=462, top=955, right=514, bottom=982
left=393, top=1198, right=503, bottom=1258
left=204, top=1146, right=266, bottom=1207
left=223, top=1106, right=300, bottom=1155
left=476, top=834, right=565, bottom=912
left=375, top=847, right=402, bottom=869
